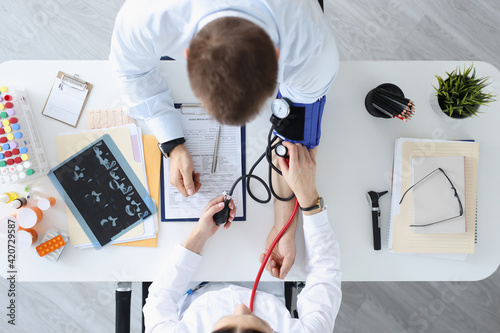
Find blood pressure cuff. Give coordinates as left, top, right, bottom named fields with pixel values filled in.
left=273, top=93, right=326, bottom=149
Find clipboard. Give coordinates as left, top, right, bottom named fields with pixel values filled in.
left=42, top=71, right=93, bottom=127
left=160, top=104, right=247, bottom=222
left=174, top=103, right=205, bottom=115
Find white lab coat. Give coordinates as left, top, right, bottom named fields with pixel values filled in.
left=143, top=210, right=342, bottom=333
left=109, top=0, right=339, bottom=143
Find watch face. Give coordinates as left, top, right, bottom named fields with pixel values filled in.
left=271, top=99, right=290, bottom=119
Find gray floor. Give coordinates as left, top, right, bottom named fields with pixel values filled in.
left=1, top=0, right=500, bottom=332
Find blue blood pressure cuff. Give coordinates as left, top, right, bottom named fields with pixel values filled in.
left=272, top=92, right=326, bottom=149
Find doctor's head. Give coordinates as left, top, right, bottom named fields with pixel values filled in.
left=212, top=303, right=274, bottom=333
left=186, top=17, right=278, bottom=126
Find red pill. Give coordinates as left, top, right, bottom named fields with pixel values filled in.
left=12, top=148, right=19, bottom=155
left=6, top=159, right=14, bottom=165
left=4, top=102, right=13, bottom=109
left=4, top=95, right=12, bottom=101
left=14, top=157, right=22, bottom=164
left=0, top=137, right=7, bottom=143
left=0, top=128, right=4, bottom=135
left=4, top=151, right=12, bottom=157
left=9, top=117, right=17, bottom=124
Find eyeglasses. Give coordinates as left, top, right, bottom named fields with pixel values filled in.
left=399, top=167, right=463, bottom=228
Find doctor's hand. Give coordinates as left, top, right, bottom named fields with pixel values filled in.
left=169, top=144, right=202, bottom=197
left=182, top=195, right=236, bottom=254
left=277, top=142, right=319, bottom=210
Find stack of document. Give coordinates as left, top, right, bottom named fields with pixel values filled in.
left=388, top=138, right=479, bottom=256
left=55, top=124, right=158, bottom=248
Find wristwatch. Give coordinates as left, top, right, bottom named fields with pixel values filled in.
left=158, top=138, right=186, bottom=158
left=300, top=197, right=325, bottom=211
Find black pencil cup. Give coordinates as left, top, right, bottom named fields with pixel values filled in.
left=365, top=83, right=405, bottom=118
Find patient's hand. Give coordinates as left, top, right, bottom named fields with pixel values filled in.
left=259, top=225, right=296, bottom=279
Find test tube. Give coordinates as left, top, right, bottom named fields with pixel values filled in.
left=0, top=191, right=18, bottom=203
left=24, top=184, right=39, bottom=200
left=10, top=197, right=28, bottom=209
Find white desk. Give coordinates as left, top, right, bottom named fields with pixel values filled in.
left=1, top=60, right=499, bottom=282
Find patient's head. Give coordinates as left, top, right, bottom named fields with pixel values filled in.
left=212, top=304, right=273, bottom=333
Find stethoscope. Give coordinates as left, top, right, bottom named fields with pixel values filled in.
left=212, top=98, right=298, bottom=312
left=213, top=98, right=295, bottom=225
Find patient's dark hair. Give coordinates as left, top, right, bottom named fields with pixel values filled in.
left=187, top=17, right=278, bottom=125
left=213, top=328, right=266, bottom=333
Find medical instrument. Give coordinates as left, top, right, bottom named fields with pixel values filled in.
left=211, top=126, right=295, bottom=224
left=212, top=95, right=324, bottom=312
left=366, top=190, right=388, bottom=250
left=213, top=193, right=231, bottom=226
left=274, top=143, right=288, bottom=159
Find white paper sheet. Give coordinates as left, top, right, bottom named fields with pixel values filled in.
left=411, top=156, right=466, bottom=234
left=43, top=77, right=88, bottom=126
left=162, top=107, right=245, bottom=221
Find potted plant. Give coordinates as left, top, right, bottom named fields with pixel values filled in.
left=433, top=64, right=496, bottom=118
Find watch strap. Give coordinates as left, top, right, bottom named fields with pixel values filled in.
left=300, top=197, right=324, bottom=211
left=158, top=137, right=186, bottom=157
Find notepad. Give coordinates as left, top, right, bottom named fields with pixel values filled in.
left=411, top=156, right=466, bottom=234
left=388, top=138, right=479, bottom=254
left=42, top=71, right=92, bottom=127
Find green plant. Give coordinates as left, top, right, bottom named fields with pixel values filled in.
left=433, top=64, right=496, bottom=118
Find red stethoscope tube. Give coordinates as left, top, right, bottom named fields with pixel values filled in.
left=249, top=198, right=299, bottom=312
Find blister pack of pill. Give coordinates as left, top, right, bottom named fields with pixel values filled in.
left=0, top=85, right=49, bottom=184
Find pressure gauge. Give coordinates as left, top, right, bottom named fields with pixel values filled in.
left=271, top=98, right=290, bottom=119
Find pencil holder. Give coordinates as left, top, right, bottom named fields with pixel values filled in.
left=365, top=83, right=415, bottom=121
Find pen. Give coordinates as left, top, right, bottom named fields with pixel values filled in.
left=185, top=281, right=209, bottom=295
left=211, top=125, right=221, bottom=174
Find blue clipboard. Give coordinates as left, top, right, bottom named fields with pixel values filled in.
left=160, top=104, right=246, bottom=222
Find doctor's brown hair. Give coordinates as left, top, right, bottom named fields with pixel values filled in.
left=187, top=17, right=278, bottom=125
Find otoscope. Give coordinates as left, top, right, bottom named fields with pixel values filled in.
left=366, top=190, right=388, bottom=250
